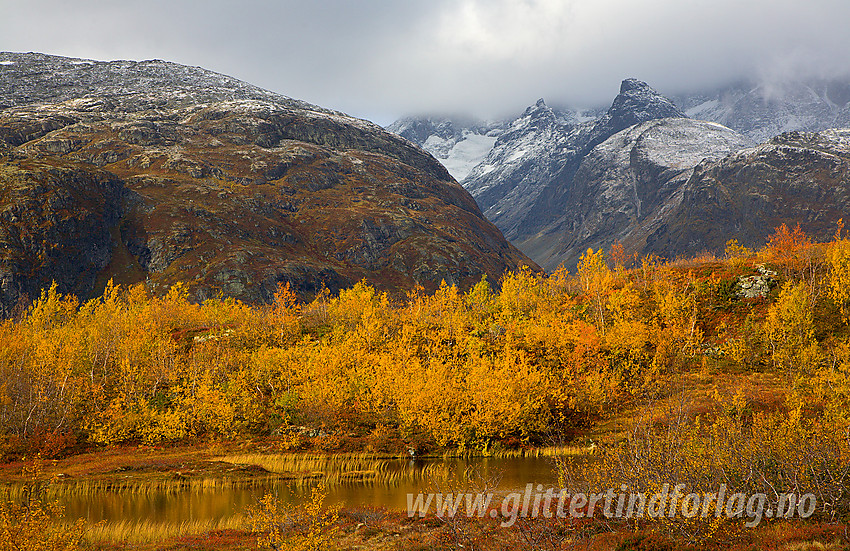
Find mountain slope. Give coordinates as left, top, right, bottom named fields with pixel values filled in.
left=0, top=52, right=535, bottom=315
left=527, top=118, right=754, bottom=269
left=645, top=129, right=850, bottom=257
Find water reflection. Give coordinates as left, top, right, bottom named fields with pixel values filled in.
left=62, top=455, right=592, bottom=524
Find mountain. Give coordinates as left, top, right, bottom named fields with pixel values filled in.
left=387, top=77, right=850, bottom=271
left=644, top=129, right=850, bottom=257
left=528, top=118, right=754, bottom=269
left=675, top=78, right=850, bottom=143
left=503, top=107, right=850, bottom=271
left=472, top=80, right=850, bottom=270
left=388, top=77, right=850, bottom=190
left=462, top=79, right=687, bottom=250
left=0, top=52, right=535, bottom=316
left=461, top=99, right=579, bottom=241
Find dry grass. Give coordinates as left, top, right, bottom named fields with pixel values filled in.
left=439, top=445, right=591, bottom=458
left=214, top=452, right=450, bottom=487
left=86, top=516, right=245, bottom=545
left=783, top=542, right=845, bottom=551
left=0, top=473, right=282, bottom=503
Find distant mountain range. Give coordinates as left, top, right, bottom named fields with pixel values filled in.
left=0, top=52, right=535, bottom=315
left=390, top=77, right=850, bottom=270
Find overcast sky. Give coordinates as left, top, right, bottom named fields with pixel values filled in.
left=2, top=0, right=849, bottom=125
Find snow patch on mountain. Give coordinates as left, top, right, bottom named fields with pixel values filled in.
left=418, top=130, right=499, bottom=181
left=435, top=132, right=499, bottom=181
left=385, top=116, right=505, bottom=181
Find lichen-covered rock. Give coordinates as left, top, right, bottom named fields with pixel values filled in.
left=737, top=265, right=777, bottom=299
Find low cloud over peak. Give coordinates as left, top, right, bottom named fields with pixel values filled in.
left=2, top=0, right=849, bottom=124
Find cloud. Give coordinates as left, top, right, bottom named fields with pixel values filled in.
left=2, top=0, right=850, bottom=124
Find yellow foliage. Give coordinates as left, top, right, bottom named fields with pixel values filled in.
left=180, top=370, right=237, bottom=436
left=0, top=498, right=88, bottom=551
left=763, top=281, right=819, bottom=381
left=827, top=237, right=850, bottom=323
left=246, top=482, right=340, bottom=551
left=86, top=396, right=139, bottom=444
left=724, top=238, right=751, bottom=266
left=0, top=238, right=845, bottom=457
left=137, top=399, right=187, bottom=444
left=578, top=248, right=614, bottom=334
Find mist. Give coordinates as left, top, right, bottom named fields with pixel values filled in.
left=2, top=0, right=849, bottom=125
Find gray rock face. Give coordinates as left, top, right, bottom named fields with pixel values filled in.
left=386, top=116, right=488, bottom=148
left=0, top=165, right=123, bottom=317
left=588, top=79, right=687, bottom=149
left=835, top=103, right=850, bottom=129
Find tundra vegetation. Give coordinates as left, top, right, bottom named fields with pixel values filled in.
left=0, top=223, right=848, bottom=550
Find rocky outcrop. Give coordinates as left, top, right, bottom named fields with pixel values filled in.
left=0, top=163, right=123, bottom=317
left=737, top=265, right=777, bottom=299
left=0, top=52, right=536, bottom=313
